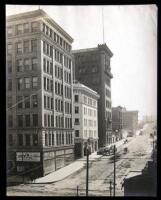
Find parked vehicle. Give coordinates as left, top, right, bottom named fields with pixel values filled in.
left=97, top=147, right=105, bottom=155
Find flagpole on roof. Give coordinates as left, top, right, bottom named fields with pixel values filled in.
left=102, top=7, right=105, bottom=44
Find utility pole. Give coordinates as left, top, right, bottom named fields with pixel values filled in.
left=113, top=145, right=116, bottom=196
left=77, top=185, right=79, bottom=196
left=86, top=139, right=90, bottom=197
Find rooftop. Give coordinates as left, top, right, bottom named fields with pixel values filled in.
left=6, top=9, right=73, bottom=43
left=72, top=43, right=113, bottom=57
left=73, top=80, right=100, bottom=99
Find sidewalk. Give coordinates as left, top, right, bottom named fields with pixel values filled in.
left=34, top=152, right=102, bottom=184
left=34, top=139, right=126, bottom=184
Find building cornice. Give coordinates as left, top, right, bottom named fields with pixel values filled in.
left=6, top=9, right=73, bottom=43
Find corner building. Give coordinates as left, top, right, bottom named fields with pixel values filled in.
left=6, top=9, right=74, bottom=177
left=72, top=44, right=113, bottom=147
left=73, top=81, right=100, bottom=159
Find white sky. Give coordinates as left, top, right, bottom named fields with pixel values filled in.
left=6, top=5, right=157, bottom=120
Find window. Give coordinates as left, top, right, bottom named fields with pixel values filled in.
left=47, top=96, right=50, bottom=109
left=24, top=58, right=30, bottom=71
left=24, top=77, right=30, bottom=89
left=47, top=60, right=49, bottom=73
left=51, top=115, right=54, bottom=127
left=50, top=46, right=53, bottom=57
left=16, top=42, right=22, bottom=54
left=32, top=95, right=38, bottom=108
left=8, top=79, right=12, bottom=91
left=49, top=133, right=52, bottom=146
left=44, top=114, right=47, bottom=126
left=47, top=78, right=49, bottom=91
left=33, top=114, right=38, bottom=126
left=31, top=40, right=37, bottom=52
left=32, top=58, right=37, bottom=70
left=24, top=23, right=29, bottom=33
left=50, top=63, right=53, bottom=74
left=75, top=106, right=79, bottom=114
left=43, top=58, right=46, bottom=72
left=17, top=134, right=23, bottom=146
left=50, top=80, right=53, bottom=91
left=49, top=28, right=52, bottom=38
left=74, top=95, right=79, bottom=102
left=7, top=44, right=12, bottom=54
left=16, top=24, right=23, bottom=34
left=45, top=133, right=48, bottom=146
left=31, top=21, right=39, bottom=32
left=75, top=130, right=79, bottom=137
left=17, top=78, right=23, bottom=90
left=8, top=134, right=13, bottom=146
left=33, top=134, right=38, bottom=146
left=32, top=77, right=38, bottom=88
left=17, top=59, right=23, bottom=72
left=24, top=96, right=30, bottom=108
left=8, top=97, right=12, bottom=108
left=25, top=134, right=31, bottom=146
left=74, top=118, right=79, bottom=125
left=8, top=115, right=13, bottom=127
left=48, top=115, right=50, bottom=127
left=51, top=98, right=53, bottom=109
left=44, top=96, right=46, bottom=108
left=52, top=133, right=54, bottom=145
left=25, top=115, right=30, bottom=127
left=17, top=96, right=23, bottom=109
left=24, top=40, right=29, bottom=53
left=7, top=27, right=13, bottom=36
left=44, top=77, right=46, bottom=90
left=17, top=115, right=23, bottom=127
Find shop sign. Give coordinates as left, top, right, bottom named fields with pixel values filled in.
left=44, top=152, right=55, bottom=160
left=56, top=150, right=64, bottom=156
left=65, top=149, right=73, bottom=154
left=16, top=152, right=40, bottom=162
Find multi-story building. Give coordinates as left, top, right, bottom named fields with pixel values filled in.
left=6, top=9, right=74, bottom=178
left=73, top=81, right=99, bottom=159
left=112, top=106, right=124, bottom=141
left=122, top=110, right=138, bottom=135
left=72, top=44, right=113, bottom=147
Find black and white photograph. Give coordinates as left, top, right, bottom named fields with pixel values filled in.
left=6, top=4, right=157, bottom=196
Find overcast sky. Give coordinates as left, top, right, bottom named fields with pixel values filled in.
left=6, top=5, right=157, bottom=120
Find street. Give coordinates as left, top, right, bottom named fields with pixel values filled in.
left=7, top=124, right=154, bottom=196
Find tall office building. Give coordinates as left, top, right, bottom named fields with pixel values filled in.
left=6, top=9, right=74, bottom=177
left=72, top=44, right=113, bottom=147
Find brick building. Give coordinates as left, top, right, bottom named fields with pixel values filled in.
left=6, top=9, right=74, bottom=177
left=72, top=44, right=113, bottom=147
left=73, top=81, right=99, bottom=159
left=122, top=110, right=138, bottom=135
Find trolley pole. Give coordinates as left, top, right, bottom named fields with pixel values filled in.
left=113, top=145, right=116, bottom=196
left=86, top=146, right=89, bottom=196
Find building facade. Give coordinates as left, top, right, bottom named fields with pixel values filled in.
left=122, top=110, right=138, bottom=135
left=112, top=106, right=124, bottom=141
left=72, top=44, right=113, bottom=147
left=73, top=81, right=99, bottom=159
left=6, top=9, right=74, bottom=178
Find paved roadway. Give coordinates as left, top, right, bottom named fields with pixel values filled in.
left=7, top=123, right=154, bottom=196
